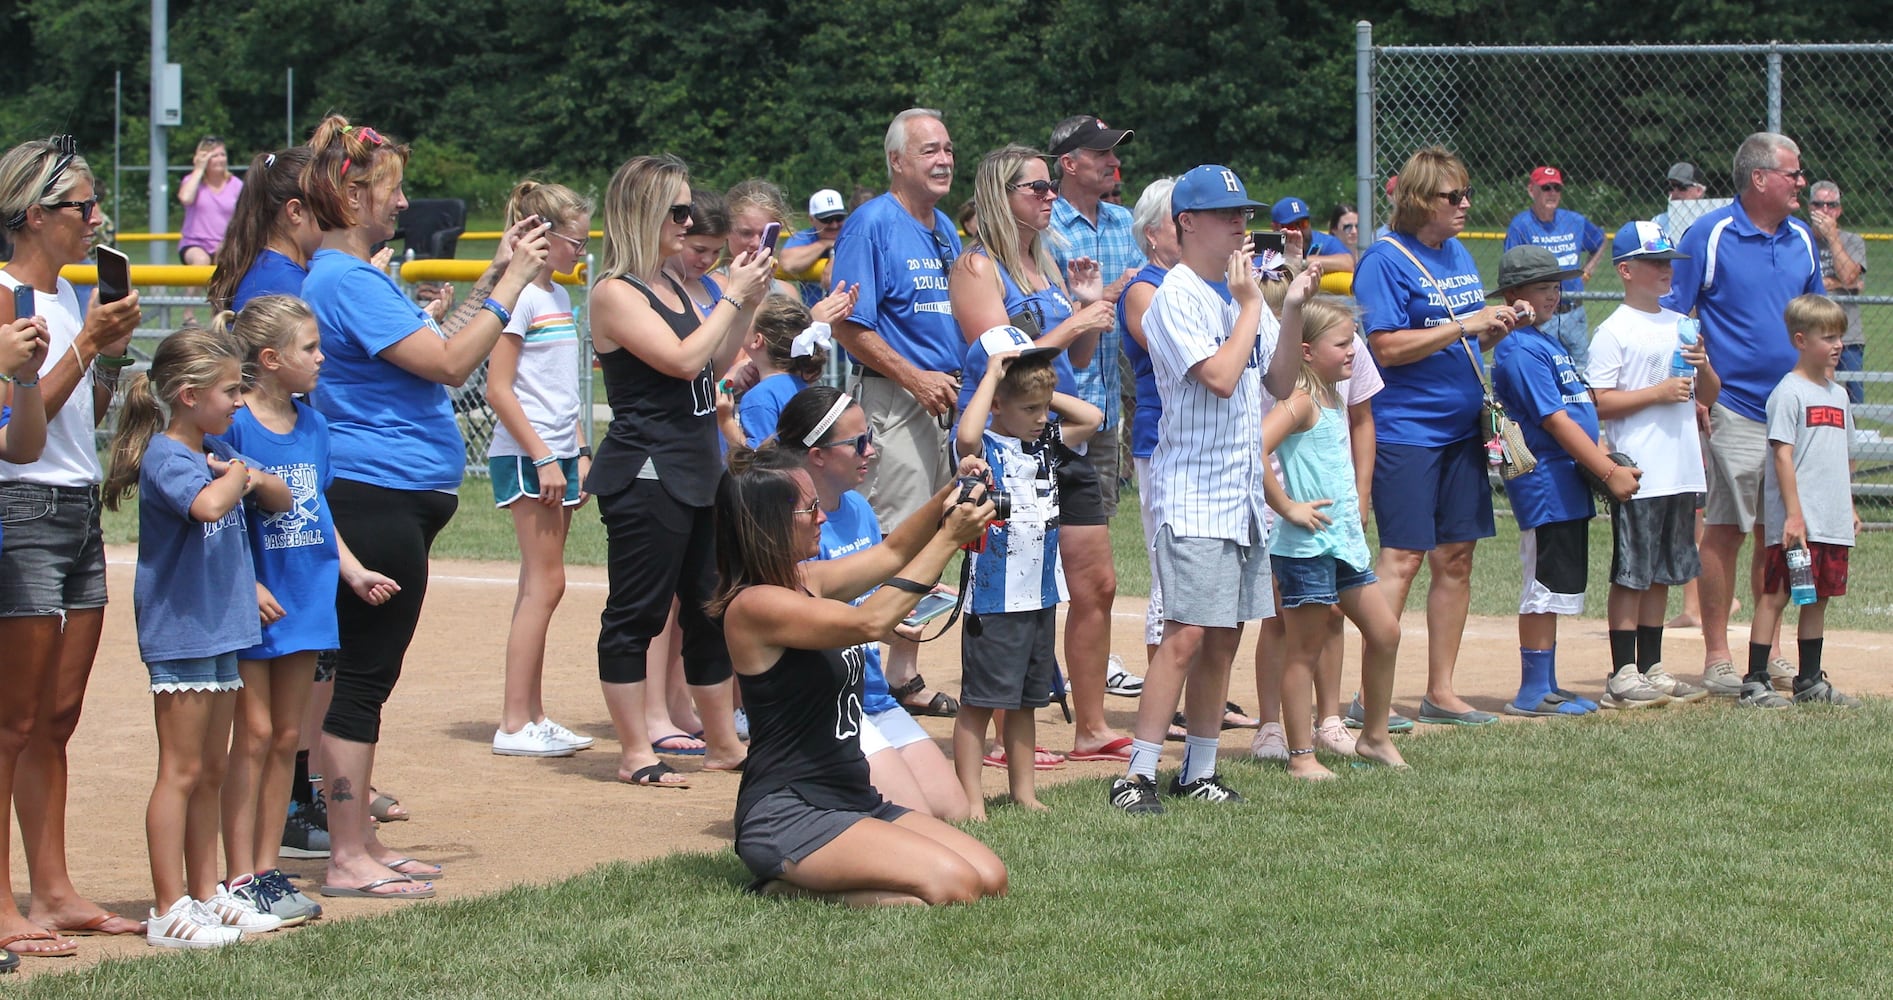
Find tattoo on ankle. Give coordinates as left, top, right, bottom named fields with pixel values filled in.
left=330, top=777, right=355, bottom=802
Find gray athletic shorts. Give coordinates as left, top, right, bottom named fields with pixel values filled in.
left=735, top=787, right=909, bottom=884
left=0, top=482, right=108, bottom=616
left=1610, top=493, right=1703, bottom=590
left=1704, top=403, right=1766, bottom=532
left=959, top=606, right=1057, bottom=710
left=1151, top=524, right=1273, bottom=628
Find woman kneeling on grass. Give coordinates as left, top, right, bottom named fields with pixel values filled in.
left=712, top=447, right=1007, bottom=905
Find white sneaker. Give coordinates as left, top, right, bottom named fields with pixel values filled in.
left=147, top=895, right=242, bottom=949
left=538, top=717, right=595, bottom=751
left=733, top=708, right=751, bottom=742
left=1643, top=665, right=1709, bottom=704
left=1104, top=654, right=1145, bottom=697
left=206, top=883, right=285, bottom=933
left=492, top=721, right=578, bottom=757
left=1314, top=716, right=1359, bottom=756
left=1600, top=664, right=1671, bottom=710
left=1250, top=722, right=1289, bottom=761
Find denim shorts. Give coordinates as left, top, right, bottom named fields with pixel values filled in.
left=0, top=482, right=108, bottom=616
left=489, top=456, right=583, bottom=507
left=148, top=651, right=243, bottom=694
left=1270, top=553, right=1376, bottom=608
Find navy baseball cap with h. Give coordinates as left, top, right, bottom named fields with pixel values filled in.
left=1171, top=164, right=1263, bottom=218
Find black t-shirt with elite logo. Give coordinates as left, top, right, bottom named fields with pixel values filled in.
left=734, top=639, right=882, bottom=834
left=582, top=274, right=723, bottom=506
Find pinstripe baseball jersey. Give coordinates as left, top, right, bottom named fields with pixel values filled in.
left=1143, top=263, right=1274, bottom=542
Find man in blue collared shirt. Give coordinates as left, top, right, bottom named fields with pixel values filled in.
left=1660, top=132, right=1825, bottom=697
left=1047, top=113, right=1148, bottom=757
left=1504, top=166, right=1607, bottom=369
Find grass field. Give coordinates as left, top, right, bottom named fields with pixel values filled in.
left=22, top=702, right=1893, bottom=998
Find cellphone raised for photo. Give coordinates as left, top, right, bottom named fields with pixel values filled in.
left=900, top=590, right=958, bottom=629
left=12, top=284, right=33, bottom=321
left=96, top=245, right=132, bottom=305
left=1249, top=231, right=1286, bottom=256
left=757, top=221, right=782, bottom=254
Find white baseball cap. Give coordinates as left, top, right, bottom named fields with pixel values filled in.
left=808, top=189, right=846, bottom=221
left=976, top=325, right=1059, bottom=365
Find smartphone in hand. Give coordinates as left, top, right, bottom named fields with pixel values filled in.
left=899, top=590, right=958, bottom=629
left=12, top=285, right=33, bottom=321
left=757, top=221, right=782, bottom=254
left=96, top=245, right=132, bottom=304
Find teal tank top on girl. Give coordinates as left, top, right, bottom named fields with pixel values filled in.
left=1269, top=395, right=1370, bottom=569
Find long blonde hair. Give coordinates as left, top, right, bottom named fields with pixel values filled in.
left=1294, top=296, right=1357, bottom=405
left=966, top=144, right=1061, bottom=292
left=104, top=327, right=245, bottom=510
left=598, top=154, right=688, bottom=283
left=504, top=178, right=593, bottom=230
left=215, top=294, right=315, bottom=389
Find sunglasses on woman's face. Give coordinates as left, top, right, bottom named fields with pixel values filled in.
left=1008, top=178, right=1059, bottom=198
left=1434, top=187, right=1474, bottom=206
left=668, top=203, right=693, bottom=225
left=816, top=430, right=875, bottom=456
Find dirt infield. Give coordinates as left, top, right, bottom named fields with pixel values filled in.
left=10, top=547, right=1890, bottom=974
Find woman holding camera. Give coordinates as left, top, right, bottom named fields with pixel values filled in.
left=713, top=444, right=1005, bottom=905
left=586, top=155, right=771, bottom=788
left=0, top=135, right=144, bottom=951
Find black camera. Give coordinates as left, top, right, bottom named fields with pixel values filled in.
left=955, top=476, right=1010, bottom=521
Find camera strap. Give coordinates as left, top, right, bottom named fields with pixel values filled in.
left=908, top=555, right=975, bottom=643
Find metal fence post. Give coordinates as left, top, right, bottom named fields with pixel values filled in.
left=1356, top=20, right=1375, bottom=250
left=1768, top=43, right=1783, bottom=132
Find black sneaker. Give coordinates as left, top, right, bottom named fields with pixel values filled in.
left=1107, top=775, right=1165, bottom=815
left=307, top=783, right=329, bottom=832
left=1167, top=772, right=1244, bottom=803
left=280, top=801, right=331, bottom=859
left=1792, top=672, right=1861, bottom=707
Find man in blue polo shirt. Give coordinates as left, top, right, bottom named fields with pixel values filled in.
left=1661, top=132, right=1824, bottom=697
left=1504, top=166, right=1607, bottom=369
left=1271, top=196, right=1355, bottom=274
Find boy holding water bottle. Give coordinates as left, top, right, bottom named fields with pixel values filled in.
left=1588, top=222, right=1721, bottom=707
left=1742, top=294, right=1861, bottom=707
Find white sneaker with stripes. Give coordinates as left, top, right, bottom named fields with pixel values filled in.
left=147, top=895, right=242, bottom=949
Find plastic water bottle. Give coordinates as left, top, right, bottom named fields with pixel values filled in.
left=1672, top=317, right=1700, bottom=379
left=1786, top=546, right=1818, bottom=606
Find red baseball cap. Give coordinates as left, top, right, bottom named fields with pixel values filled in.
left=1384, top=174, right=1399, bottom=197
left=1530, top=166, right=1563, bottom=187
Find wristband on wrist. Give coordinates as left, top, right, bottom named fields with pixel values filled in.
left=532, top=454, right=557, bottom=468
left=10, top=373, right=38, bottom=388
left=721, top=296, right=746, bottom=312
left=885, top=577, right=932, bottom=595
left=481, top=297, right=512, bottom=326
left=94, top=353, right=136, bottom=368
left=577, top=446, right=592, bottom=459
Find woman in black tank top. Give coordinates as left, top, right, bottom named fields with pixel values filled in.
left=585, top=155, right=775, bottom=787
left=710, top=446, right=1007, bottom=906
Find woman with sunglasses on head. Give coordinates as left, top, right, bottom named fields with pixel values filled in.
left=297, top=114, right=549, bottom=898
left=207, top=147, right=320, bottom=312
left=179, top=136, right=243, bottom=267
left=0, top=135, right=146, bottom=953
left=713, top=443, right=1003, bottom=904
left=948, top=143, right=1123, bottom=765
left=1351, top=146, right=1525, bottom=729
left=586, top=155, right=773, bottom=788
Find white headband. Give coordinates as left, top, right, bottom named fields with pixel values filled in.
left=791, top=321, right=832, bottom=359
left=802, top=392, right=854, bottom=447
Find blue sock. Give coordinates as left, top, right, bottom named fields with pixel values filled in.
left=1549, top=642, right=1598, bottom=712
left=1516, top=647, right=1555, bottom=710
left=1126, top=738, right=1164, bottom=781
left=1182, top=736, right=1220, bottom=784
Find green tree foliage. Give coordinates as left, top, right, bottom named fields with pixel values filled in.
left=1, top=0, right=1883, bottom=220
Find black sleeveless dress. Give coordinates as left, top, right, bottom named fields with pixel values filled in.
left=582, top=274, right=722, bottom=507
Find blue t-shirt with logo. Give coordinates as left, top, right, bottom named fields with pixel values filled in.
left=956, top=257, right=1080, bottom=413
left=1661, top=200, right=1824, bottom=422
left=211, top=401, right=341, bottom=660
left=828, top=193, right=963, bottom=374
left=303, top=249, right=465, bottom=490
left=738, top=372, right=807, bottom=448
left=1504, top=209, right=1605, bottom=294
left=814, top=490, right=898, bottom=716
left=1493, top=326, right=1598, bottom=529
left=1117, top=263, right=1168, bottom=458
left=1355, top=233, right=1488, bottom=447
left=134, top=435, right=262, bottom=663
left=1308, top=231, right=1351, bottom=259
left=233, top=249, right=309, bottom=310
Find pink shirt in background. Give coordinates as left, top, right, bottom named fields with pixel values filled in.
left=180, top=175, right=244, bottom=256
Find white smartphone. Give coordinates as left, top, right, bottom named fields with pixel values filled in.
left=900, top=591, right=958, bottom=628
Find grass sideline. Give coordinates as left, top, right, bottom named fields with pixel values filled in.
left=20, top=702, right=1893, bottom=998
left=101, top=477, right=1893, bottom=632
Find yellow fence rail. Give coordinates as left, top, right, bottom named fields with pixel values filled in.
left=50, top=261, right=587, bottom=287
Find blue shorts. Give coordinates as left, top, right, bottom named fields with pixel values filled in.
left=1271, top=554, right=1377, bottom=608
left=148, top=652, right=242, bottom=694
left=1371, top=437, right=1495, bottom=552
left=0, top=482, right=109, bottom=616
left=489, top=456, right=582, bottom=507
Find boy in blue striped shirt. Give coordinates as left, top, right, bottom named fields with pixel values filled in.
left=951, top=327, right=1101, bottom=820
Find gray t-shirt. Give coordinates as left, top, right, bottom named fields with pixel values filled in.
left=1819, top=229, right=1868, bottom=346
left=1764, top=372, right=1855, bottom=547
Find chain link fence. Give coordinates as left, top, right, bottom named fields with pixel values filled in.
left=1358, top=35, right=1893, bottom=517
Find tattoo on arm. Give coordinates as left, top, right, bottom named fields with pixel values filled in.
left=442, top=279, right=496, bottom=336
left=329, top=776, right=355, bottom=802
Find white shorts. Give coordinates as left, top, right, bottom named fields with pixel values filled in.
left=865, top=706, right=932, bottom=750
left=858, top=716, right=891, bottom=757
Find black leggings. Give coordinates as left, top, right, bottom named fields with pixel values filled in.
left=596, top=478, right=731, bottom=686
left=322, top=480, right=457, bottom=744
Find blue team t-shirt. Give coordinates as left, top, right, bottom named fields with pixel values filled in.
left=828, top=193, right=963, bottom=374
left=1308, top=230, right=1351, bottom=259
left=1503, top=209, right=1605, bottom=294
left=814, top=490, right=898, bottom=716
left=233, top=249, right=309, bottom=310
left=134, top=435, right=263, bottom=663
left=1355, top=233, right=1489, bottom=447
left=1117, top=263, right=1168, bottom=458
left=738, top=372, right=807, bottom=448
left=956, top=258, right=1080, bottom=412
left=1493, top=326, right=1598, bottom=529
left=303, top=249, right=465, bottom=490
left=782, top=227, right=829, bottom=309
left=1661, top=200, right=1824, bottom=422
left=211, top=401, right=341, bottom=660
